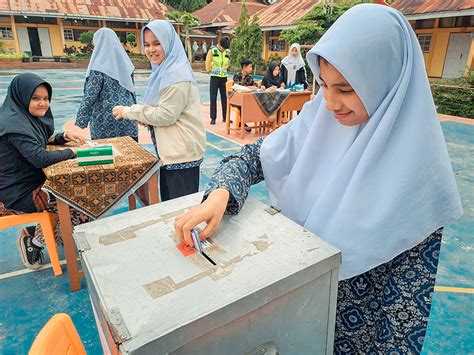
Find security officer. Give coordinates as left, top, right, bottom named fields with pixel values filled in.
left=205, top=37, right=231, bottom=125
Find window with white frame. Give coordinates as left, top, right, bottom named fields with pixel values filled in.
left=417, top=34, right=432, bottom=52
left=63, top=29, right=74, bottom=41
left=269, top=39, right=286, bottom=52
left=0, top=27, right=13, bottom=39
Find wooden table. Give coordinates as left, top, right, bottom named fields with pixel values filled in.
left=227, top=91, right=312, bottom=138
left=276, top=91, right=312, bottom=125
left=226, top=91, right=278, bottom=139
left=43, top=137, right=161, bottom=291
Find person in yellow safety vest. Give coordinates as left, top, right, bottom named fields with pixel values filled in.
left=205, top=37, right=231, bottom=125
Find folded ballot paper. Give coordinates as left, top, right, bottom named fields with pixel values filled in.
left=77, top=142, right=114, bottom=166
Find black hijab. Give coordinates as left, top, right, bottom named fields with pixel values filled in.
left=0, top=73, right=54, bottom=146
left=264, top=61, right=283, bottom=87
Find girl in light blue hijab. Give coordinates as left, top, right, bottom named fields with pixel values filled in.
left=112, top=20, right=205, bottom=201
left=76, top=28, right=138, bottom=140
left=174, top=4, right=462, bottom=353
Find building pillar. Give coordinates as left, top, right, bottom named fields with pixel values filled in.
left=136, top=29, right=142, bottom=54
left=57, top=18, right=66, bottom=53
left=10, top=15, right=20, bottom=53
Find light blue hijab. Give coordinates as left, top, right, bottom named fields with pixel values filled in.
left=141, top=20, right=197, bottom=104
left=86, top=28, right=135, bottom=93
left=260, top=4, right=463, bottom=280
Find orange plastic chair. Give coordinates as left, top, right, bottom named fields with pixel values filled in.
left=225, top=80, right=242, bottom=133
left=29, top=313, right=86, bottom=355
left=0, top=211, right=62, bottom=276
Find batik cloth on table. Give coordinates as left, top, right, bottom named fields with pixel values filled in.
left=42, top=137, right=160, bottom=219
left=254, top=91, right=291, bottom=116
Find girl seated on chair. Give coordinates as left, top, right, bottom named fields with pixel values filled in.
left=281, top=43, right=308, bottom=89
left=0, top=73, right=89, bottom=270
left=261, top=61, right=285, bottom=91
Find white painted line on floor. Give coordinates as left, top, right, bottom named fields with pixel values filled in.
left=0, top=260, right=67, bottom=280
left=207, top=141, right=241, bottom=152
left=206, top=130, right=244, bottom=147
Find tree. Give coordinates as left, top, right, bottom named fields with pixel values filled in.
left=166, top=11, right=201, bottom=62
left=280, top=1, right=360, bottom=45
left=79, top=30, right=95, bottom=54
left=127, top=32, right=137, bottom=49
left=247, top=15, right=264, bottom=70
left=162, top=0, right=208, bottom=13
left=230, top=1, right=264, bottom=71
left=230, top=1, right=250, bottom=68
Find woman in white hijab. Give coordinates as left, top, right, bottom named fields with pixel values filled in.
left=76, top=28, right=138, bottom=140
left=281, top=43, right=308, bottom=89
left=174, top=4, right=462, bottom=353
left=112, top=20, right=205, bottom=202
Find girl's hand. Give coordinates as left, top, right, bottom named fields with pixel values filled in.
left=68, top=146, right=79, bottom=156
left=64, top=131, right=87, bottom=145
left=174, top=188, right=230, bottom=246
left=112, top=106, right=126, bottom=120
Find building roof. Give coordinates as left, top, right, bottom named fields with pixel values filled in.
left=392, top=0, right=474, bottom=16
left=181, top=28, right=218, bottom=38
left=257, top=0, right=322, bottom=29
left=193, top=0, right=268, bottom=27
left=0, top=0, right=175, bottom=21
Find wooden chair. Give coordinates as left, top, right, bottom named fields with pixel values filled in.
left=29, top=313, right=86, bottom=355
left=0, top=211, right=62, bottom=276
left=225, top=80, right=242, bottom=133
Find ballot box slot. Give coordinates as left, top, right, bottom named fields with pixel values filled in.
left=201, top=250, right=217, bottom=266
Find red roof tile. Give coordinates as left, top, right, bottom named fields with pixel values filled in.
left=0, top=0, right=175, bottom=21
left=193, top=0, right=268, bottom=26
left=256, top=0, right=323, bottom=28
left=391, top=0, right=474, bottom=15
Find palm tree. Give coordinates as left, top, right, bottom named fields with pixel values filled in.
left=166, top=11, right=200, bottom=62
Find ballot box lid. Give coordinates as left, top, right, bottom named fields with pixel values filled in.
left=74, top=193, right=341, bottom=353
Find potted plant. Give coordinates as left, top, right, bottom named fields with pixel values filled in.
left=21, top=52, right=30, bottom=63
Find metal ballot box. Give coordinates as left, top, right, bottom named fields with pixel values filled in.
left=74, top=193, right=341, bottom=355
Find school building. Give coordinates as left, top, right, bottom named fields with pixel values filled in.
left=0, top=0, right=174, bottom=57
left=255, top=0, right=322, bottom=62
left=393, top=0, right=474, bottom=78
left=256, top=0, right=474, bottom=78
left=191, top=0, right=269, bottom=52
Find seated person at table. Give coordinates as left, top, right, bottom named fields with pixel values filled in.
left=0, top=73, right=88, bottom=270
left=75, top=28, right=138, bottom=141
left=281, top=43, right=308, bottom=89
left=233, top=58, right=258, bottom=90
left=112, top=20, right=205, bottom=202
left=261, top=62, right=285, bottom=91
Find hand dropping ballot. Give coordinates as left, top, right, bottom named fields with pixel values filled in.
left=76, top=141, right=115, bottom=166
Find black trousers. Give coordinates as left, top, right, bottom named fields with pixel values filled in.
left=209, top=76, right=227, bottom=121
left=159, top=166, right=200, bottom=202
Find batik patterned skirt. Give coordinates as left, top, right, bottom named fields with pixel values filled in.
left=334, top=228, right=443, bottom=354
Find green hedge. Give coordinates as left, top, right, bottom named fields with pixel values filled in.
left=431, top=71, right=474, bottom=119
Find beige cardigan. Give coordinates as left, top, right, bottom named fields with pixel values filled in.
left=122, top=81, right=206, bottom=165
